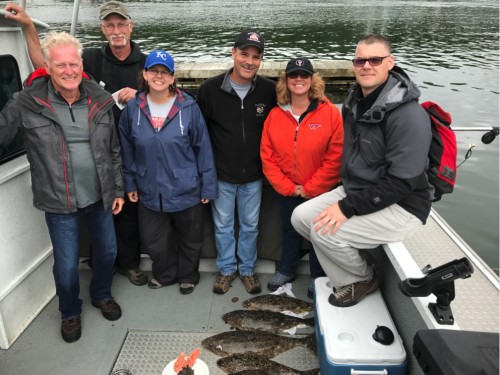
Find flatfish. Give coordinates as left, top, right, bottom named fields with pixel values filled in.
left=222, top=309, right=314, bottom=334
left=201, top=330, right=316, bottom=357
left=217, top=352, right=319, bottom=375
left=242, top=294, right=313, bottom=314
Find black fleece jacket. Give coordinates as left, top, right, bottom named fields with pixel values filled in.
left=196, top=69, right=276, bottom=184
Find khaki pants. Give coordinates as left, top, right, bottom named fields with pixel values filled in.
left=291, top=186, right=422, bottom=287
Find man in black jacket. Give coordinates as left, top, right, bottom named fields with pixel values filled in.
left=4, top=1, right=148, bottom=286
left=292, top=34, right=433, bottom=307
left=197, top=30, right=276, bottom=295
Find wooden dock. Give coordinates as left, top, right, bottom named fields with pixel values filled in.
left=175, top=59, right=354, bottom=89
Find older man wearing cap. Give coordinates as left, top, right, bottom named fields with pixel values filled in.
left=196, top=30, right=277, bottom=295
left=4, top=1, right=149, bottom=286
left=260, top=57, right=344, bottom=297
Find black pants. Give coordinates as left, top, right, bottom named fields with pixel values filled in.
left=139, top=203, right=203, bottom=285
left=113, top=194, right=142, bottom=271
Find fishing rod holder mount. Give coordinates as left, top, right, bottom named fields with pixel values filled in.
left=398, top=257, right=474, bottom=325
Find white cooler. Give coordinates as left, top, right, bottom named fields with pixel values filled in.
left=314, top=277, right=407, bottom=375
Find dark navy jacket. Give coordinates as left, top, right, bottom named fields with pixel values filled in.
left=118, top=89, right=218, bottom=213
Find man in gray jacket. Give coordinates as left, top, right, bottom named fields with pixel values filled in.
left=4, top=0, right=148, bottom=287
left=292, top=34, right=433, bottom=307
left=0, top=32, right=124, bottom=342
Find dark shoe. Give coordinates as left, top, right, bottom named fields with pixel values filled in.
left=240, top=274, right=261, bottom=294
left=92, top=299, right=122, bottom=321
left=213, top=273, right=236, bottom=294
left=61, top=316, right=81, bottom=343
left=148, top=278, right=167, bottom=289
left=180, top=283, right=195, bottom=295
left=307, top=278, right=315, bottom=299
left=267, top=271, right=295, bottom=292
left=118, top=268, right=148, bottom=286
left=328, top=277, right=379, bottom=307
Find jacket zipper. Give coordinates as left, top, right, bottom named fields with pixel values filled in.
left=293, top=122, right=300, bottom=183
left=61, top=134, right=72, bottom=209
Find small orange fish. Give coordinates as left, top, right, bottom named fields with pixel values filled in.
left=173, top=348, right=201, bottom=373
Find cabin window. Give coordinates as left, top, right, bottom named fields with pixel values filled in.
left=0, top=54, right=24, bottom=165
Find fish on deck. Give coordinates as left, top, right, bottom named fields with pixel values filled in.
left=222, top=309, right=314, bottom=334
left=242, top=294, right=313, bottom=315
left=217, top=352, right=320, bottom=374
left=201, top=330, right=316, bottom=357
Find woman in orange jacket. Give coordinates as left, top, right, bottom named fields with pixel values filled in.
left=260, top=57, right=344, bottom=297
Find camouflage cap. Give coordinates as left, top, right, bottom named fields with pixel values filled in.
left=99, top=1, right=131, bottom=20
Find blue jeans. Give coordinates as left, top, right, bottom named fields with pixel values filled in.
left=45, top=201, right=117, bottom=320
left=277, top=195, right=326, bottom=279
left=211, top=179, right=262, bottom=276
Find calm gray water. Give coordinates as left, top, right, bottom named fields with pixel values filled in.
left=27, top=0, right=499, bottom=267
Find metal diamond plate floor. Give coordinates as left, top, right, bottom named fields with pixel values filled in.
left=111, top=330, right=320, bottom=375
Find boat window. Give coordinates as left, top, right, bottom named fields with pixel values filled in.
left=0, top=54, right=24, bottom=165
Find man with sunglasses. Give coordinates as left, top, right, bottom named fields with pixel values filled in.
left=292, top=34, right=433, bottom=307
left=5, top=1, right=149, bottom=287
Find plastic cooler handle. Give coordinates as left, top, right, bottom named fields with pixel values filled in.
left=351, top=370, right=388, bottom=375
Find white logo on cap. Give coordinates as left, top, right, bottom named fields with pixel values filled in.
left=296, top=60, right=305, bottom=66
left=156, top=51, right=168, bottom=60
left=248, top=32, right=260, bottom=42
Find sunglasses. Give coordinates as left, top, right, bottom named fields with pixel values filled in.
left=287, top=71, right=311, bottom=79
left=352, top=55, right=390, bottom=67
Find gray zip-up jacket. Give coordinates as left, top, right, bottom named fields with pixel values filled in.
left=340, top=66, right=433, bottom=223
left=0, top=69, right=124, bottom=213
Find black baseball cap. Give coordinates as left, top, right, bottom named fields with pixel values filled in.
left=285, top=57, right=314, bottom=75
left=234, top=30, right=264, bottom=53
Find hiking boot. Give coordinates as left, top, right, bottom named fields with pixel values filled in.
left=118, top=268, right=148, bottom=286
left=240, top=274, right=261, bottom=294
left=61, top=316, right=81, bottom=343
left=92, top=299, right=122, bottom=321
left=267, top=271, right=295, bottom=292
left=213, top=273, right=236, bottom=294
left=328, top=276, right=379, bottom=307
left=307, top=278, right=315, bottom=299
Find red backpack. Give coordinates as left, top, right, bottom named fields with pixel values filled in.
left=421, top=101, right=457, bottom=202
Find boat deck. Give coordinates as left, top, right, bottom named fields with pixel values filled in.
left=0, top=211, right=498, bottom=375
left=0, top=261, right=315, bottom=375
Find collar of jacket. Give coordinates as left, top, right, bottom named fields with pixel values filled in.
left=24, top=68, right=91, bottom=88
left=344, top=65, right=421, bottom=124
left=220, top=68, right=257, bottom=95
left=101, top=40, right=143, bottom=65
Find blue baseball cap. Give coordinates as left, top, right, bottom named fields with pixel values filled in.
left=145, top=50, right=175, bottom=74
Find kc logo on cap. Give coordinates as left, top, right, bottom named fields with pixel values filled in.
left=155, top=51, right=168, bottom=60
left=145, top=49, right=175, bottom=73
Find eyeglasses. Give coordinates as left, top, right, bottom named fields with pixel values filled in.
left=352, top=55, right=390, bottom=67
left=287, top=71, right=311, bottom=79
left=147, top=69, right=172, bottom=78
left=102, top=22, right=130, bottom=31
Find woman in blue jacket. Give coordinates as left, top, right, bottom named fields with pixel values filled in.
left=118, top=50, right=218, bottom=295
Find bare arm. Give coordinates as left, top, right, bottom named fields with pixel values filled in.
left=3, top=2, right=45, bottom=69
